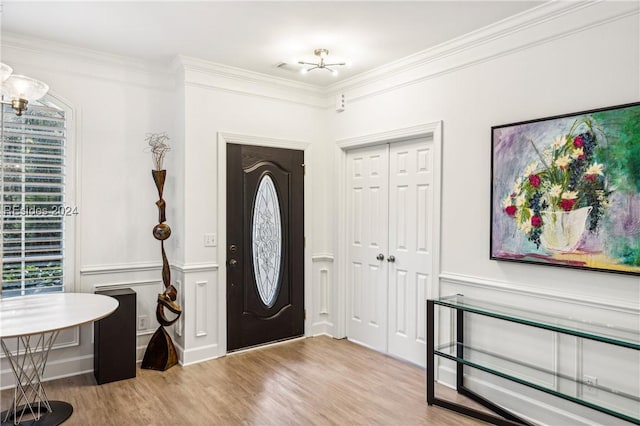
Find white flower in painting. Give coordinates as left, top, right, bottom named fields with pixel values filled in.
left=585, top=163, right=604, bottom=176
left=597, top=190, right=610, bottom=208
left=542, top=149, right=553, bottom=165
left=524, top=162, right=538, bottom=177
left=562, top=190, right=578, bottom=200
left=502, top=196, right=512, bottom=209
left=515, top=194, right=526, bottom=207
left=513, top=177, right=523, bottom=193
left=570, top=147, right=584, bottom=159
left=554, top=155, right=571, bottom=169
left=552, top=135, right=567, bottom=150
left=549, top=184, right=562, bottom=198
left=519, top=219, right=532, bottom=234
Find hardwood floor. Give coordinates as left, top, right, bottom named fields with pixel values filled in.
left=1, top=336, right=487, bottom=425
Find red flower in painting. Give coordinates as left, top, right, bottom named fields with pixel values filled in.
left=559, top=198, right=577, bottom=211
left=573, top=136, right=584, bottom=147
left=531, top=215, right=543, bottom=227
left=505, top=205, right=517, bottom=216
left=528, top=174, right=541, bottom=187
left=584, top=174, right=597, bottom=182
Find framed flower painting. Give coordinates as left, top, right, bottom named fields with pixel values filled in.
left=490, top=102, right=640, bottom=275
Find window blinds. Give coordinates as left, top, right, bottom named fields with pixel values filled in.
left=1, top=102, right=66, bottom=297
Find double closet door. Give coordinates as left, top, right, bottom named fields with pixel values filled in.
left=346, top=137, right=434, bottom=367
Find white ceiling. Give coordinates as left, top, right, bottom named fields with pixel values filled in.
left=1, top=1, right=544, bottom=87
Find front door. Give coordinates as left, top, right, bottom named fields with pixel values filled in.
left=226, top=143, right=304, bottom=351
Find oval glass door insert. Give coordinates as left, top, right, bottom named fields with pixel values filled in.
left=251, top=174, right=282, bottom=307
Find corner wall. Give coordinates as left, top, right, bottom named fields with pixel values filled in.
left=0, top=35, right=178, bottom=387
left=326, top=2, right=639, bottom=424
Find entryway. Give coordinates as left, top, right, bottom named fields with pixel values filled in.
left=226, top=143, right=305, bottom=351
left=344, top=133, right=440, bottom=367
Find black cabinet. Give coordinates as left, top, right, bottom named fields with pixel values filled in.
left=94, top=288, right=136, bottom=384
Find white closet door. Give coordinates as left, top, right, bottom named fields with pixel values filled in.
left=346, top=144, right=389, bottom=352
left=387, top=138, right=433, bottom=366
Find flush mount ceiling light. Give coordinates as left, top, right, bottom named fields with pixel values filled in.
left=298, top=48, right=346, bottom=75
left=0, top=62, right=50, bottom=116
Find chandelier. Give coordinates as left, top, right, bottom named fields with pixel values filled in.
left=298, top=49, right=346, bottom=75
left=0, top=63, right=50, bottom=116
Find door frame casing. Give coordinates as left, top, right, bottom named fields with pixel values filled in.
left=217, top=132, right=312, bottom=354
left=334, top=122, right=443, bottom=340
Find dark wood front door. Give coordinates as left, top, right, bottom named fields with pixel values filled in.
left=226, top=143, right=304, bottom=351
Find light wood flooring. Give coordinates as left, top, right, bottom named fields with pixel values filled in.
left=1, top=336, right=488, bottom=425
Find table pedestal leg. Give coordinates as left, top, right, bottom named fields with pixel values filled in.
left=1, top=332, right=73, bottom=426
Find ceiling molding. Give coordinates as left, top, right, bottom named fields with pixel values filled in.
left=2, top=32, right=175, bottom=90
left=1, top=32, right=154, bottom=71
left=327, top=1, right=639, bottom=99
left=2, top=1, right=636, bottom=108
left=176, top=55, right=328, bottom=108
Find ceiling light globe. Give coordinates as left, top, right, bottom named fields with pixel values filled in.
left=2, top=75, right=49, bottom=102
left=0, top=63, right=13, bottom=82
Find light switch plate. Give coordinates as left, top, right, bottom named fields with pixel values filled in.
left=204, top=233, right=217, bottom=247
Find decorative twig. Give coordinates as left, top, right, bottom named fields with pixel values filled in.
left=145, top=132, right=171, bottom=170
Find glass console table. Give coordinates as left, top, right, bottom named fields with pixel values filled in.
left=427, top=295, right=640, bottom=425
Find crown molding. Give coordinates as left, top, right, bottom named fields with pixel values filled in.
left=2, top=32, right=175, bottom=89
left=2, top=1, right=636, bottom=106
left=175, top=55, right=328, bottom=108
left=327, top=1, right=639, bottom=100
left=2, top=32, right=152, bottom=70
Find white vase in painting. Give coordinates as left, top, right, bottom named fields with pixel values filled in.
left=540, top=206, right=592, bottom=252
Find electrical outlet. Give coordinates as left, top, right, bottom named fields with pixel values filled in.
left=138, top=315, right=148, bottom=330
left=583, top=375, right=598, bottom=395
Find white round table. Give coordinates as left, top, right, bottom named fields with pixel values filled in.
left=0, top=293, right=118, bottom=425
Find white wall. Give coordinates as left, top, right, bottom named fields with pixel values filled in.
left=1, top=35, right=177, bottom=385
left=1, top=2, right=638, bottom=424
left=326, top=2, right=639, bottom=424
left=170, top=58, right=330, bottom=363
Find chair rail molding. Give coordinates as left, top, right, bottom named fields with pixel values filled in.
left=312, top=253, right=334, bottom=263
left=439, top=272, right=640, bottom=314
left=80, top=261, right=162, bottom=276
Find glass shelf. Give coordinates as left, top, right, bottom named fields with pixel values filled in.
left=435, top=341, right=640, bottom=424
left=434, top=295, right=639, bottom=349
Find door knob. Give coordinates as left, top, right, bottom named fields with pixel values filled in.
left=228, top=259, right=238, bottom=268
left=387, top=255, right=396, bottom=263
left=376, top=253, right=385, bottom=261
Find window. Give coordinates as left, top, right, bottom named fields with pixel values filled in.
left=1, top=99, right=71, bottom=297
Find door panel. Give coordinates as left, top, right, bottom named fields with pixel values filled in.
left=227, top=144, right=304, bottom=351
left=388, top=139, right=433, bottom=365
left=346, top=144, right=389, bottom=352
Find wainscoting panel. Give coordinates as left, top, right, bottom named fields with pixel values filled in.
left=435, top=272, right=640, bottom=425
left=311, top=254, right=335, bottom=336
